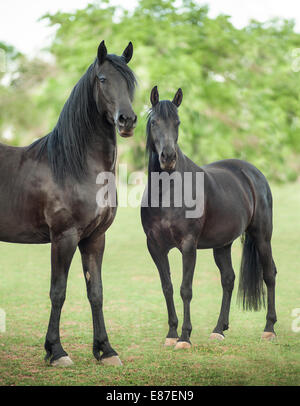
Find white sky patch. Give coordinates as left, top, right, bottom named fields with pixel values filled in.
left=206, top=0, right=300, bottom=30
left=2, top=126, right=14, bottom=140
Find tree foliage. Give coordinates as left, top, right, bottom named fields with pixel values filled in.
left=0, top=41, right=56, bottom=145
left=1, top=0, right=300, bottom=181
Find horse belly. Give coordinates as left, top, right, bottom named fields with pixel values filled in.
left=0, top=215, right=50, bottom=244
left=197, top=205, right=249, bottom=249
left=0, top=193, right=50, bottom=244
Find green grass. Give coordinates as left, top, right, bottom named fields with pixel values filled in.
left=0, top=183, right=300, bottom=386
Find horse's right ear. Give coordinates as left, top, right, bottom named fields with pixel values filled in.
left=122, top=41, right=133, bottom=64
left=97, top=40, right=107, bottom=65
left=172, top=88, right=183, bottom=107
left=150, top=86, right=159, bottom=107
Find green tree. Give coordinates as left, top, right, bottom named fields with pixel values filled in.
left=0, top=42, right=55, bottom=145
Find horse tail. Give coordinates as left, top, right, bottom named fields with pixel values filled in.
left=237, top=232, right=265, bottom=311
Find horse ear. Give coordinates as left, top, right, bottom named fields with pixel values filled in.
left=122, top=41, right=133, bottom=64
left=150, top=86, right=159, bottom=107
left=97, top=40, right=107, bottom=65
left=172, top=88, right=183, bottom=107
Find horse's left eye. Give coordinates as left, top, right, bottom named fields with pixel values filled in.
left=176, top=121, right=181, bottom=127
left=98, top=75, right=106, bottom=83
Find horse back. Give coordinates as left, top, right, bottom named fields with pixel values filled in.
left=198, top=158, right=272, bottom=247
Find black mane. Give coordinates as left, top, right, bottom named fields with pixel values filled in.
left=28, top=55, right=137, bottom=184
left=146, top=100, right=178, bottom=153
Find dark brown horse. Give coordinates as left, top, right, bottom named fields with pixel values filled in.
left=141, top=86, right=277, bottom=349
left=0, top=41, right=137, bottom=366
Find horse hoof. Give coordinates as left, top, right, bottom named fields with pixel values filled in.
left=51, top=356, right=73, bottom=367
left=100, top=355, right=123, bottom=366
left=164, top=338, right=178, bottom=346
left=210, top=333, right=225, bottom=341
left=174, top=341, right=191, bottom=350
left=261, top=332, right=276, bottom=341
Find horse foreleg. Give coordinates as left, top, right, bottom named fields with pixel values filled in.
left=45, top=230, right=78, bottom=366
left=175, top=239, right=196, bottom=350
left=147, top=237, right=178, bottom=346
left=79, top=232, right=121, bottom=365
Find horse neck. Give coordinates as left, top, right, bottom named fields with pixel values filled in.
left=146, top=147, right=186, bottom=209
left=87, top=117, right=117, bottom=172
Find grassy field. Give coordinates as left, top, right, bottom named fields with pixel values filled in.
left=0, top=183, right=299, bottom=386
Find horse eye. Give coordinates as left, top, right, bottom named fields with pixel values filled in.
left=151, top=120, right=157, bottom=127
left=98, top=75, right=106, bottom=83
left=176, top=120, right=181, bottom=127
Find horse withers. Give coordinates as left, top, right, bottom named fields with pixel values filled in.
left=0, top=41, right=137, bottom=366
left=141, top=86, right=277, bottom=349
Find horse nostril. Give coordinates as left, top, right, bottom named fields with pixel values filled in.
left=161, top=149, right=176, bottom=163
left=118, top=114, right=126, bottom=125
left=133, top=114, right=137, bottom=124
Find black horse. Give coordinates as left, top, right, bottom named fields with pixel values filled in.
left=0, top=41, right=137, bottom=366
left=141, top=86, right=277, bottom=349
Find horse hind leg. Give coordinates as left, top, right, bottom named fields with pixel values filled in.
left=238, top=228, right=277, bottom=340
left=256, top=239, right=277, bottom=340
left=244, top=175, right=277, bottom=339
left=210, top=244, right=235, bottom=340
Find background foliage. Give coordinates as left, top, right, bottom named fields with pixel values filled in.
left=1, top=0, right=300, bottom=181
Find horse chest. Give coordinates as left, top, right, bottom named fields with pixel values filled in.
left=149, top=217, right=183, bottom=248
left=77, top=203, right=117, bottom=240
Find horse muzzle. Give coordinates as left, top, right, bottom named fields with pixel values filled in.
left=118, top=128, right=135, bottom=138
left=159, top=149, right=177, bottom=171
left=117, top=113, right=137, bottom=138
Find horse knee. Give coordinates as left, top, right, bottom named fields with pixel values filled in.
left=162, top=283, right=174, bottom=297
left=180, top=285, right=192, bottom=302
left=50, top=288, right=66, bottom=307
left=88, top=290, right=102, bottom=307
left=221, top=272, right=235, bottom=290
left=263, top=272, right=276, bottom=287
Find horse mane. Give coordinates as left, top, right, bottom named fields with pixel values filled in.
left=27, top=55, right=137, bottom=184
left=146, top=100, right=178, bottom=153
